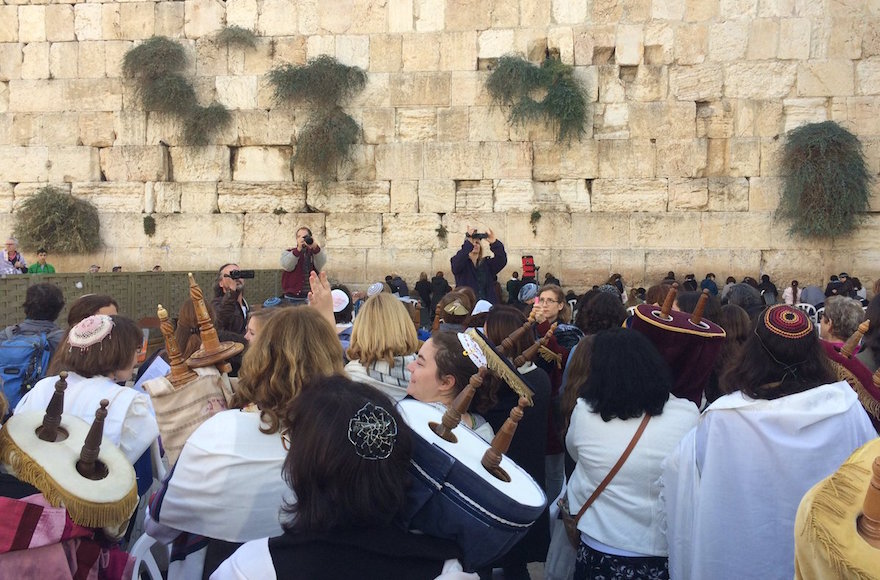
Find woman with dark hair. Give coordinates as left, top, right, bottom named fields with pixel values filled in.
left=674, top=291, right=720, bottom=323
left=720, top=276, right=736, bottom=301
left=477, top=306, right=551, bottom=580
left=48, top=293, right=120, bottom=375
left=856, top=294, right=880, bottom=372
left=663, top=305, right=876, bottom=580
left=406, top=331, right=494, bottom=440
left=782, top=280, right=801, bottom=305
left=573, top=291, right=627, bottom=335
left=703, top=304, right=751, bottom=406
left=213, top=376, right=472, bottom=579
left=566, top=328, right=698, bottom=579
left=644, top=284, right=672, bottom=307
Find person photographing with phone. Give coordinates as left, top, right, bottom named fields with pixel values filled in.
left=213, top=263, right=252, bottom=335
left=281, top=227, right=327, bottom=301
left=450, top=226, right=507, bottom=304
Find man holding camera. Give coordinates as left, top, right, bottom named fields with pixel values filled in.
left=450, top=226, right=507, bottom=304
left=281, top=227, right=328, bottom=299
left=213, top=263, right=250, bottom=335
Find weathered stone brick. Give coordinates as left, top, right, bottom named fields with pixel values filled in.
left=782, top=97, right=828, bottom=132
left=170, top=146, right=230, bottom=182
left=655, top=139, right=707, bottom=178
left=728, top=138, right=761, bottom=176
left=748, top=176, right=782, bottom=211
left=21, top=43, right=49, bottom=80
left=477, top=29, right=513, bottom=58
left=382, top=213, right=442, bottom=249
left=71, top=182, right=143, bottom=212
left=423, top=142, right=482, bottom=179
left=414, top=0, right=444, bottom=32
left=797, top=60, right=854, bottom=96
left=324, top=213, right=383, bottom=247
left=0, top=7, right=18, bottom=43
left=653, top=0, right=685, bottom=19
left=8, top=80, right=65, bottom=112
left=77, top=41, right=105, bottom=79
left=468, top=107, right=508, bottom=142
left=0, top=45, right=23, bottom=83
left=370, top=35, right=401, bottom=72
left=701, top=212, right=775, bottom=249
left=508, top=211, right=572, bottom=247
left=390, top=72, right=450, bottom=106
left=389, top=0, right=414, bottom=32
left=592, top=179, right=668, bottom=212
left=668, top=177, right=708, bottom=210
left=856, top=60, right=880, bottom=95
left=553, top=0, right=588, bottom=24
left=0, top=146, right=48, bottom=182
left=696, top=101, right=734, bottom=139
left=74, top=4, right=102, bottom=41
left=146, top=182, right=181, bottom=214
left=455, top=180, right=493, bottom=212
left=707, top=177, right=749, bottom=211
left=120, top=3, right=155, bottom=40
left=533, top=140, right=599, bottom=180
left=45, top=5, right=74, bottom=42
left=375, top=143, right=423, bottom=179
left=397, top=108, right=437, bottom=141
left=725, top=62, right=796, bottom=99
left=336, top=35, right=370, bottom=69
left=185, top=0, right=227, bottom=38
left=777, top=17, right=810, bottom=60
left=537, top=179, right=590, bottom=212
left=493, top=180, right=534, bottom=212
left=18, top=6, right=45, bottom=43
left=481, top=142, right=533, bottom=180
left=644, top=21, right=675, bottom=64
left=673, top=23, right=708, bottom=64
left=226, top=0, right=258, bottom=29
left=418, top=179, right=454, bottom=212
left=391, top=180, right=419, bottom=212
left=598, top=139, right=656, bottom=178
left=437, top=107, right=469, bottom=141
left=179, top=182, right=218, bottom=213
left=155, top=2, right=185, bottom=37
left=217, top=182, right=305, bottom=213
left=308, top=181, right=391, bottom=213
left=231, top=146, right=292, bottom=182
left=440, top=31, right=477, bottom=71
left=102, top=4, right=122, bottom=42
left=632, top=212, right=701, bottom=248
left=629, top=101, right=696, bottom=139
left=100, top=146, right=168, bottom=182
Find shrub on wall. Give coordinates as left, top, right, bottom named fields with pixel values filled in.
left=123, top=36, right=231, bottom=146
left=216, top=26, right=258, bottom=49
left=268, top=55, right=367, bottom=181
left=15, top=187, right=101, bottom=254
left=778, top=121, right=873, bottom=238
left=486, top=55, right=588, bottom=143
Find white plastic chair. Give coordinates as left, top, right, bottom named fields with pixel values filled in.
left=815, top=307, right=825, bottom=323
left=130, top=533, right=165, bottom=580
left=626, top=305, right=638, bottom=317
left=794, top=303, right=818, bottom=324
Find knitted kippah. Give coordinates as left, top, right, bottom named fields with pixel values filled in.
left=367, top=282, right=384, bottom=297
left=68, top=315, right=114, bottom=349
left=263, top=296, right=282, bottom=308
left=761, top=305, right=813, bottom=340
left=331, top=289, right=350, bottom=313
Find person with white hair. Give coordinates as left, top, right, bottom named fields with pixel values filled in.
left=1, top=237, right=27, bottom=276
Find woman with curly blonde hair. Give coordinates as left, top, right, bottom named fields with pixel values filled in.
left=344, top=293, right=420, bottom=402
left=147, top=306, right=344, bottom=578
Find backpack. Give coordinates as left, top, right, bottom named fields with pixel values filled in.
left=0, top=326, right=54, bottom=410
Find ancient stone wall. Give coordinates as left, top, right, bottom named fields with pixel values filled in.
left=1, top=0, right=879, bottom=290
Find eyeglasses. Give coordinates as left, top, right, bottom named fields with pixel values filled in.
left=537, top=297, right=560, bottom=304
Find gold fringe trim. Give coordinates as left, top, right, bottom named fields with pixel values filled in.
left=0, top=429, right=138, bottom=529
left=802, top=459, right=875, bottom=580
left=466, top=329, right=534, bottom=404
left=538, top=345, right=563, bottom=368
left=833, top=362, right=880, bottom=421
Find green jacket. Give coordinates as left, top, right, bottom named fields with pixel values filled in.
left=27, top=263, right=55, bottom=274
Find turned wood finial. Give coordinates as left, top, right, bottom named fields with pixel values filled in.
left=76, top=399, right=109, bottom=480
left=857, top=456, right=880, bottom=549
left=185, top=273, right=243, bottom=373
left=38, top=372, right=67, bottom=442
left=514, top=321, right=557, bottom=367
left=498, top=316, right=535, bottom=358
left=841, top=320, right=870, bottom=359
left=431, top=303, right=442, bottom=333
left=158, top=304, right=198, bottom=388
left=431, top=367, right=488, bottom=443
left=660, top=283, right=678, bottom=319
left=690, top=289, right=710, bottom=325
left=481, top=397, right=528, bottom=480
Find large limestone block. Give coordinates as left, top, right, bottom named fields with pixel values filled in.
left=325, top=212, right=383, bottom=247
left=759, top=137, right=782, bottom=176
left=74, top=4, right=102, bottom=41
left=72, top=182, right=143, bottom=212
left=734, top=99, right=784, bottom=137
left=423, top=143, right=482, bottom=179
left=195, top=38, right=227, bottom=78
left=0, top=45, right=22, bottom=82
left=389, top=0, right=414, bottom=32
left=184, top=0, right=226, bottom=38
left=535, top=179, right=590, bottom=212
left=97, top=213, right=150, bottom=249
left=218, top=182, right=306, bottom=213
left=468, top=106, right=508, bottom=142
left=179, top=182, right=219, bottom=213
left=375, top=143, right=423, bottom=179
left=103, top=4, right=122, bottom=42
left=215, top=76, right=258, bottom=110
left=709, top=20, right=749, bottom=62
left=481, top=142, right=532, bottom=180
left=0, top=182, right=12, bottom=213
left=782, top=97, right=827, bottom=132
left=155, top=2, right=185, bottom=37
left=402, top=33, right=439, bottom=71
left=728, top=138, right=761, bottom=177
left=438, top=107, right=469, bottom=141
left=593, top=103, right=630, bottom=139
left=337, top=144, right=377, bottom=182
left=232, top=146, right=292, bottom=182
left=548, top=27, right=575, bottom=65
left=674, top=23, right=708, bottom=65
left=616, top=25, right=644, bottom=65
left=569, top=213, right=630, bottom=249
left=414, top=0, right=444, bottom=32
left=18, top=6, right=46, bottom=43
left=705, top=138, right=727, bottom=177
left=229, top=111, right=270, bottom=147
left=226, top=0, right=258, bottom=29
left=759, top=250, right=827, bottom=287
left=391, top=180, right=418, bottom=212
left=864, top=18, right=880, bottom=58
left=533, top=141, right=599, bottom=180
left=21, top=43, right=49, bottom=80
left=418, top=179, right=454, bottom=212
left=707, top=177, right=749, bottom=211
left=797, top=60, right=854, bottom=97
left=100, top=146, right=168, bottom=182
left=629, top=101, right=696, bottom=139
left=66, top=79, right=123, bottom=112
left=390, top=72, right=451, bottom=106
left=397, top=108, right=437, bottom=141
left=667, top=177, right=708, bottom=210
left=478, top=29, right=514, bottom=58
left=153, top=213, right=244, bottom=249
left=361, top=108, right=395, bottom=145
left=507, top=211, right=572, bottom=248
left=170, top=146, right=231, bottom=182
left=644, top=20, right=674, bottom=64
left=0, top=84, right=8, bottom=114
left=553, top=0, right=588, bottom=24
left=336, top=35, right=370, bottom=69
left=856, top=60, right=880, bottom=95
left=845, top=98, right=880, bottom=136
left=441, top=31, right=477, bottom=71
left=598, top=139, right=655, bottom=178
left=48, top=146, right=100, bottom=182
left=747, top=18, right=778, bottom=60
left=120, top=3, right=155, bottom=40
left=493, top=180, right=535, bottom=211
left=656, top=138, right=707, bottom=178
left=827, top=16, right=862, bottom=60
left=455, top=180, right=493, bottom=212
left=670, top=64, right=722, bottom=101
left=48, top=42, right=77, bottom=80
left=308, top=181, right=391, bottom=213
left=447, top=71, right=485, bottom=107
left=349, top=0, right=389, bottom=34
left=623, top=65, right=667, bottom=102
left=315, top=0, right=354, bottom=33
left=382, top=212, right=442, bottom=249
left=146, top=182, right=182, bottom=213
left=78, top=42, right=106, bottom=79
left=370, top=35, right=402, bottom=72
left=748, top=176, right=781, bottom=211
left=696, top=101, right=734, bottom=139
left=700, top=212, right=774, bottom=249
left=592, top=178, right=668, bottom=212
left=0, top=7, right=18, bottom=43
left=724, top=62, right=797, bottom=99
left=104, top=41, right=130, bottom=79
left=367, top=248, right=435, bottom=284
left=445, top=0, right=490, bottom=31
left=832, top=215, right=880, bottom=251
left=777, top=17, right=810, bottom=60
left=631, top=213, right=701, bottom=249
left=114, top=111, right=147, bottom=147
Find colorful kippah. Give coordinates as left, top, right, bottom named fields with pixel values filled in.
left=68, top=315, right=114, bottom=349
left=518, top=283, right=538, bottom=302
left=761, top=305, right=814, bottom=340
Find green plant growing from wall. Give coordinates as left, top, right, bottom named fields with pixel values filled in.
left=486, top=55, right=588, bottom=143
left=267, top=55, right=367, bottom=181
left=530, top=210, right=542, bottom=236
left=143, top=215, right=157, bottom=237
left=15, top=187, right=101, bottom=254
left=122, top=36, right=231, bottom=146
left=778, top=121, right=873, bottom=238
left=216, top=26, right=258, bottom=49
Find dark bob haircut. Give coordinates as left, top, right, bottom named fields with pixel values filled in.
left=57, top=315, right=141, bottom=378
left=67, top=294, right=119, bottom=327
left=23, top=283, right=65, bottom=322
left=574, top=291, right=627, bottom=335
left=579, top=328, right=672, bottom=422
left=281, top=376, right=413, bottom=533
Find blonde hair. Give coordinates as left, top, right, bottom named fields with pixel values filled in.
left=232, top=307, right=344, bottom=435
left=346, top=293, right=419, bottom=367
left=0, top=391, right=7, bottom=423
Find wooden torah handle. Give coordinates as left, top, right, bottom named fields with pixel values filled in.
left=77, top=399, right=109, bottom=480
left=158, top=304, right=198, bottom=388
left=38, top=372, right=68, bottom=442
left=660, top=283, right=678, bottom=319
left=857, top=456, right=880, bottom=548
left=185, top=273, right=242, bottom=373
left=431, top=303, right=442, bottom=333
left=514, top=321, right=557, bottom=367
left=431, top=367, right=489, bottom=443
left=841, top=320, right=870, bottom=359
left=481, top=397, right=529, bottom=481
left=690, top=289, right=710, bottom=325
left=498, top=316, right=536, bottom=359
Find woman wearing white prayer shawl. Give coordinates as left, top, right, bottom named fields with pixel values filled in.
left=661, top=305, right=876, bottom=580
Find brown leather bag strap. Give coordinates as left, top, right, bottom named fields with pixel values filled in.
left=573, top=413, right=652, bottom=525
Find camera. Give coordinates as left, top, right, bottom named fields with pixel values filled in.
left=303, top=234, right=314, bottom=245
left=471, top=232, right=489, bottom=240
left=229, top=269, right=255, bottom=279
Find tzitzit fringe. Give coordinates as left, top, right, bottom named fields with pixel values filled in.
left=0, top=429, right=137, bottom=529
left=804, top=460, right=874, bottom=580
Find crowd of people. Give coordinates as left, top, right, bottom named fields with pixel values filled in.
left=0, top=226, right=879, bottom=579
